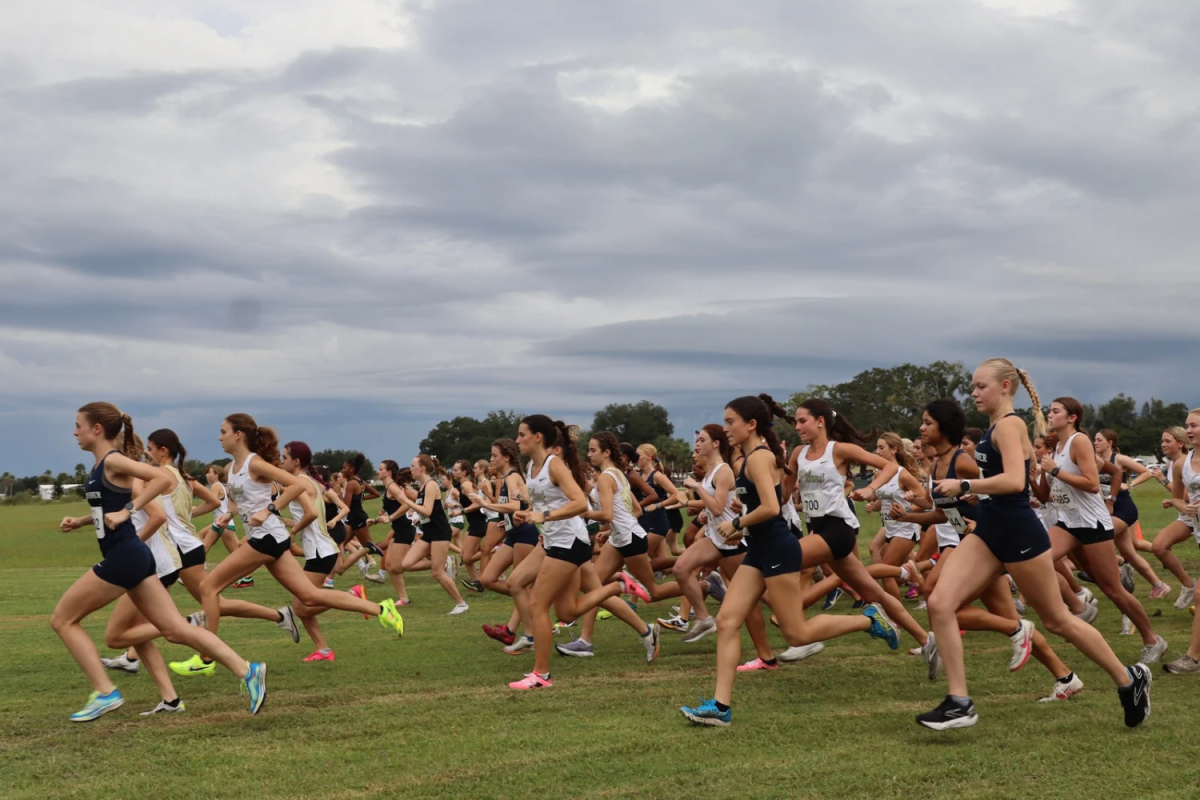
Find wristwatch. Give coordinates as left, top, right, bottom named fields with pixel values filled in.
left=1049, top=467, right=1061, bottom=478
left=124, top=501, right=135, bottom=512
left=959, top=480, right=972, bottom=496
left=731, top=516, right=742, bottom=531
left=268, top=503, right=280, bottom=516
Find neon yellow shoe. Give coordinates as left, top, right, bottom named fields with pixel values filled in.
left=169, top=654, right=216, bottom=676
left=597, top=608, right=613, bottom=621
left=378, top=598, right=405, bottom=637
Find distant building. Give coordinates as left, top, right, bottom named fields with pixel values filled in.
left=38, top=484, right=81, bottom=500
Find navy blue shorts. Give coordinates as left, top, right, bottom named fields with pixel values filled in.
left=640, top=511, right=671, bottom=536
left=667, top=508, right=684, bottom=533
left=546, top=537, right=592, bottom=566
left=1113, top=493, right=1138, bottom=526
left=616, top=535, right=649, bottom=559
left=92, top=539, right=157, bottom=590
left=808, top=515, right=858, bottom=561
left=741, top=525, right=803, bottom=577
left=180, top=545, right=206, bottom=570
left=303, top=553, right=339, bottom=574
left=504, top=523, right=540, bottom=548
left=1064, top=522, right=1115, bottom=545
left=247, top=535, right=292, bottom=559
left=973, top=502, right=1051, bottom=563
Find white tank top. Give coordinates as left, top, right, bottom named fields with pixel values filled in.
left=227, top=453, right=291, bottom=543
left=133, top=506, right=181, bottom=578
left=1181, top=452, right=1200, bottom=529
left=1036, top=486, right=1059, bottom=531
left=876, top=467, right=920, bottom=539
left=797, top=443, right=858, bottom=528
left=781, top=496, right=803, bottom=530
left=587, top=468, right=645, bottom=548
left=160, top=466, right=206, bottom=554
left=213, top=481, right=230, bottom=522
left=526, top=454, right=588, bottom=548
left=479, top=480, right=500, bottom=520
left=288, top=475, right=338, bottom=560
left=1051, top=433, right=1113, bottom=530
left=702, top=461, right=740, bottom=551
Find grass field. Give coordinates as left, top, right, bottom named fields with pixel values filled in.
left=3, top=488, right=1200, bottom=800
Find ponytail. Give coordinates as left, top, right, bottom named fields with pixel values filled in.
left=225, top=413, right=280, bottom=466
left=979, top=359, right=1046, bottom=438
left=521, top=414, right=588, bottom=489
left=79, top=402, right=140, bottom=459
left=724, top=396, right=788, bottom=472
left=148, top=429, right=192, bottom=480
left=798, top=398, right=876, bottom=448
left=700, top=423, right=734, bottom=466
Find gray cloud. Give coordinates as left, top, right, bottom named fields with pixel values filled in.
left=3, top=0, right=1199, bottom=474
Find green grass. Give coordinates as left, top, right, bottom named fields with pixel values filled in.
left=4, top=488, right=1200, bottom=799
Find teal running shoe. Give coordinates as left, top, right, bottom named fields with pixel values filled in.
left=680, top=698, right=731, bottom=727
left=70, top=689, right=124, bottom=722
left=244, top=663, right=267, bottom=714
left=863, top=603, right=900, bottom=650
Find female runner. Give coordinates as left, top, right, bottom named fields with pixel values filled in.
left=453, top=460, right=487, bottom=593
left=317, top=466, right=350, bottom=587
left=343, top=453, right=383, bottom=579
left=680, top=396, right=902, bottom=726
left=479, top=439, right=540, bottom=650
left=918, top=360, right=1149, bottom=730
left=871, top=432, right=928, bottom=600
left=1148, top=427, right=1197, bottom=608
left=635, top=445, right=682, bottom=571
left=396, top=455, right=469, bottom=614
left=1163, top=411, right=1200, bottom=673
left=1094, top=429, right=1169, bottom=598
left=201, top=463, right=241, bottom=556
left=196, top=414, right=405, bottom=643
left=55, top=403, right=266, bottom=721
left=375, top=460, right=418, bottom=606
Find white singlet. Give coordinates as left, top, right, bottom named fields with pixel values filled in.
left=288, top=475, right=339, bottom=560
left=160, top=465, right=206, bottom=555
left=876, top=467, right=920, bottom=540
left=1181, top=452, right=1200, bottom=536
left=702, top=461, right=740, bottom=552
left=796, top=443, right=859, bottom=528
left=526, top=454, right=589, bottom=549
left=133, top=506, right=181, bottom=579
left=1051, top=433, right=1114, bottom=531
left=226, top=453, right=291, bottom=544
left=587, top=468, right=646, bottom=549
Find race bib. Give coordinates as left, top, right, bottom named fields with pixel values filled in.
left=503, top=515, right=514, bottom=532
left=1099, top=482, right=1112, bottom=500
left=240, top=512, right=251, bottom=526
left=1051, top=480, right=1077, bottom=511
left=800, top=490, right=826, bottom=519
left=943, top=506, right=968, bottom=535
left=91, top=507, right=105, bottom=539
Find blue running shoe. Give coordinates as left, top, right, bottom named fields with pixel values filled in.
left=822, top=588, right=842, bottom=610
left=863, top=603, right=900, bottom=650
left=244, top=663, right=267, bottom=714
left=851, top=598, right=868, bottom=609
left=680, top=698, right=731, bottom=727
left=70, top=689, right=124, bottom=722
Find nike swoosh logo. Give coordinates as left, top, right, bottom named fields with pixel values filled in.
left=770, top=564, right=781, bottom=569
left=1020, top=548, right=1031, bottom=554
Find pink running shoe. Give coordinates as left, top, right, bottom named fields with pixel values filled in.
left=736, top=658, right=779, bottom=672
left=618, top=572, right=650, bottom=603
left=1150, top=582, right=1171, bottom=600
left=508, top=672, right=552, bottom=690
left=905, top=585, right=919, bottom=599
left=302, top=650, right=335, bottom=663
left=397, top=598, right=412, bottom=606
left=348, top=584, right=369, bottom=618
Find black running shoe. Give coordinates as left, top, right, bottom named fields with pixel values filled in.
left=365, top=541, right=384, bottom=557
left=1118, top=663, right=1151, bottom=728
left=916, top=695, right=978, bottom=730
left=1075, top=570, right=1096, bottom=585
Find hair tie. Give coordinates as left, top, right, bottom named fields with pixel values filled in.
left=768, top=420, right=775, bottom=428
left=830, top=409, right=837, bottom=418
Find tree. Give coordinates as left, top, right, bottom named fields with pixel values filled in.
left=419, top=410, right=525, bottom=465
left=52, top=479, right=64, bottom=499
left=183, top=459, right=211, bottom=481
left=313, top=450, right=376, bottom=481
left=1, top=472, right=13, bottom=497
left=787, top=361, right=975, bottom=439
left=73, top=463, right=87, bottom=483
left=591, top=401, right=674, bottom=447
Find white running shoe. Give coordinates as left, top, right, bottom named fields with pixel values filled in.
left=1008, top=619, right=1034, bottom=672
left=1076, top=601, right=1099, bottom=625
left=448, top=602, right=469, bottom=616
left=642, top=622, right=661, bottom=663
left=1076, top=587, right=1095, bottom=605
left=1120, top=614, right=1133, bottom=635
left=276, top=606, right=300, bottom=643
left=186, top=611, right=207, bottom=628
left=779, top=642, right=825, bottom=662
left=1175, top=583, right=1196, bottom=611
left=101, top=654, right=139, bottom=674
left=140, top=699, right=185, bottom=716
left=503, top=634, right=534, bottom=654
left=446, top=556, right=458, bottom=580
left=357, top=559, right=371, bottom=577
left=364, top=571, right=387, bottom=584
left=680, top=616, right=716, bottom=643
left=705, top=572, right=727, bottom=603
left=1038, top=673, right=1084, bottom=702
left=1140, top=635, right=1168, bottom=664
left=922, top=631, right=941, bottom=681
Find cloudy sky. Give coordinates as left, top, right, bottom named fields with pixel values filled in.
left=3, top=0, right=1198, bottom=475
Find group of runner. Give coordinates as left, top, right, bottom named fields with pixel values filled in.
left=52, top=358, right=1200, bottom=732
